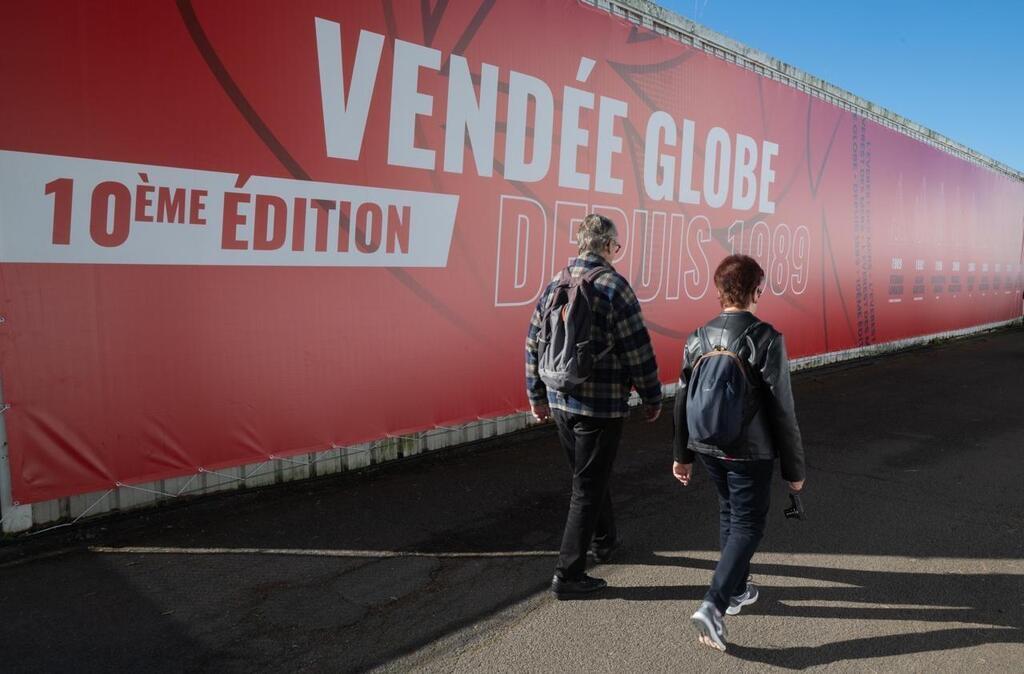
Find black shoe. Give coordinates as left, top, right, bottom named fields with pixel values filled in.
left=589, top=539, right=622, bottom=563
left=550, top=573, right=608, bottom=599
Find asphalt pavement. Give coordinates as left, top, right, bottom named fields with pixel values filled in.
left=1, top=325, right=1022, bottom=672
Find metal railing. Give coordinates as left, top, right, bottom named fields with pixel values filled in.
left=584, top=0, right=1023, bottom=183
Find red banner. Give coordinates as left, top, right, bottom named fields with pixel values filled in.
left=1, top=1, right=1022, bottom=503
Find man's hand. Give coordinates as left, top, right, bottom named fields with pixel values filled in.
left=672, top=461, right=692, bottom=486
left=788, top=479, right=805, bottom=492
left=531, top=402, right=551, bottom=422
left=642, top=402, right=661, bottom=422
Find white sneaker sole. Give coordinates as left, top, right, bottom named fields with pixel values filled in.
left=690, top=611, right=727, bottom=652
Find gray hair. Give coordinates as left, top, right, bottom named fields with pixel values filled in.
left=577, top=214, right=618, bottom=255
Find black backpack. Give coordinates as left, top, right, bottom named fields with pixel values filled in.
left=685, top=318, right=762, bottom=448
left=537, top=266, right=613, bottom=393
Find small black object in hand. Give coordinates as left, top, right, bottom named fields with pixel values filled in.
left=783, top=493, right=805, bottom=520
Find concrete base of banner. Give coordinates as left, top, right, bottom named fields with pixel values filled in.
left=0, top=457, right=32, bottom=535
left=788, top=317, right=1024, bottom=371
left=0, top=378, right=33, bottom=534
left=1, top=316, right=1021, bottom=535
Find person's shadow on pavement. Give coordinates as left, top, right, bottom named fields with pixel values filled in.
left=572, top=553, right=1023, bottom=668
left=725, top=627, right=1022, bottom=670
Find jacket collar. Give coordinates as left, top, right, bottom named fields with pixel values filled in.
left=709, top=310, right=758, bottom=329
left=575, top=252, right=614, bottom=270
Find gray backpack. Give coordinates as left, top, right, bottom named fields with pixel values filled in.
left=538, top=266, right=613, bottom=393
left=685, top=318, right=762, bottom=448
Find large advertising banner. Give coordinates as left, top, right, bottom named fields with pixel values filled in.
left=1, top=1, right=1021, bottom=503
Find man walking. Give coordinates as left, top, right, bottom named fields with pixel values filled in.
left=526, top=213, right=662, bottom=599
left=672, top=254, right=805, bottom=651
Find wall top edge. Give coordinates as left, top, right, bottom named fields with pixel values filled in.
left=591, top=0, right=1024, bottom=183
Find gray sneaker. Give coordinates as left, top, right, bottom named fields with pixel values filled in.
left=690, top=601, right=728, bottom=652
left=726, top=581, right=759, bottom=615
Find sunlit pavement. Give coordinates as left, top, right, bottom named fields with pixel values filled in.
left=1, top=326, right=1022, bottom=672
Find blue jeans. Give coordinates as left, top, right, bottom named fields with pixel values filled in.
left=698, top=454, right=774, bottom=613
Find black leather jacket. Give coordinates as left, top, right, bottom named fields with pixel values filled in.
left=672, top=311, right=805, bottom=482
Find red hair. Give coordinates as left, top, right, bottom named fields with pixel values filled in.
left=714, top=255, right=765, bottom=308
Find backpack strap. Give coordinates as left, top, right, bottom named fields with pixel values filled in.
left=728, top=320, right=764, bottom=389
left=697, top=327, right=714, bottom=356
left=690, top=327, right=714, bottom=381
left=692, top=320, right=760, bottom=379
left=544, top=269, right=574, bottom=310
left=581, top=265, right=614, bottom=359
left=581, top=265, right=612, bottom=284
left=727, top=320, right=762, bottom=357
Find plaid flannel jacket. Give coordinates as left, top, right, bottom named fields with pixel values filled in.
left=525, top=253, right=662, bottom=417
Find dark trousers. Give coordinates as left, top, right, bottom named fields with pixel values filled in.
left=552, top=410, right=623, bottom=580
left=698, top=454, right=774, bottom=613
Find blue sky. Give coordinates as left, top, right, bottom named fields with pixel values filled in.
left=658, top=0, right=1024, bottom=172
